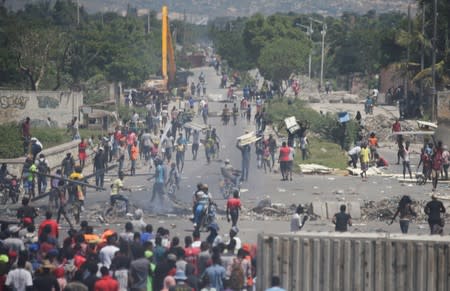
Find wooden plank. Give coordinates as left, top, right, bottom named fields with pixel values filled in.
left=417, top=120, right=438, bottom=129
left=391, top=131, right=435, bottom=136
left=237, top=131, right=255, bottom=140
left=183, top=122, right=207, bottom=131
left=238, top=136, right=261, bottom=146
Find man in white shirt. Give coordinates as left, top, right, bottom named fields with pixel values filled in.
left=290, top=205, right=308, bottom=232
left=348, top=143, right=362, bottom=169
left=5, top=257, right=32, bottom=291
left=99, top=234, right=119, bottom=268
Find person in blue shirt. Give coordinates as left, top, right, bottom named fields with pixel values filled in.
left=203, top=253, right=226, bottom=290
left=176, top=133, right=187, bottom=173
left=151, top=158, right=166, bottom=203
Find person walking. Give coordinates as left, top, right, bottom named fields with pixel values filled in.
left=130, top=141, right=139, bottom=176
left=442, top=145, right=450, bottom=180
left=300, top=134, right=308, bottom=160
left=93, top=147, right=106, bottom=188
left=61, top=152, right=75, bottom=178
left=401, top=142, right=412, bottom=179
left=359, top=143, right=370, bottom=180
left=332, top=205, right=352, bottom=232
left=389, top=195, right=416, bottom=233
left=226, top=189, right=242, bottom=227
left=78, top=138, right=88, bottom=169
left=151, top=159, right=166, bottom=203
left=236, top=140, right=251, bottom=182
left=431, top=143, right=444, bottom=191
left=425, top=194, right=446, bottom=234
left=278, top=142, right=290, bottom=181
left=36, top=153, right=50, bottom=195
left=267, top=134, right=277, bottom=168
left=192, top=130, right=200, bottom=160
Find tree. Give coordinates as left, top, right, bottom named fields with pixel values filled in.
left=257, top=37, right=310, bottom=96
left=12, top=28, right=61, bottom=90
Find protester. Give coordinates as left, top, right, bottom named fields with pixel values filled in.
left=332, top=205, right=352, bottom=232
left=226, top=190, right=241, bottom=227
left=390, top=195, right=416, bottom=234
left=290, top=204, right=308, bottom=232
left=425, top=194, right=446, bottom=235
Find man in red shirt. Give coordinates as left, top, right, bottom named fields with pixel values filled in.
left=278, top=142, right=290, bottom=181
left=38, top=210, right=59, bottom=239
left=94, top=266, right=119, bottom=291
left=431, top=142, right=444, bottom=191
left=226, top=189, right=242, bottom=227
left=184, top=235, right=200, bottom=275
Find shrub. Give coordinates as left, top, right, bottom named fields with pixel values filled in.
left=0, top=123, right=24, bottom=159
left=266, top=98, right=358, bottom=150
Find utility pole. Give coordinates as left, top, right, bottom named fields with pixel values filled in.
left=310, top=18, right=326, bottom=88
left=308, top=19, right=312, bottom=80
left=320, top=23, right=327, bottom=88
left=296, top=21, right=313, bottom=79
left=147, top=11, right=151, bottom=34
left=76, top=0, right=80, bottom=26
left=404, top=1, right=411, bottom=101
left=431, top=0, right=437, bottom=122
left=420, top=5, right=425, bottom=105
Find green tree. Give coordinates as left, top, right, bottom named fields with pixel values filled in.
left=257, top=37, right=310, bottom=96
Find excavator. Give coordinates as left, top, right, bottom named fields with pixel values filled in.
left=141, top=6, right=188, bottom=94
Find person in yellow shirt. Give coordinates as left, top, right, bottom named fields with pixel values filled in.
left=360, top=143, right=370, bottom=180
left=106, top=171, right=131, bottom=215
left=130, top=141, right=139, bottom=176
left=68, top=166, right=84, bottom=202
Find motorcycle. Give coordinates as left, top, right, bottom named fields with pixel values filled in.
left=0, top=176, right=20, bottom=204
left=197, top=201, right=217, bottom=232
left=219, top=170, right=241, bottom=199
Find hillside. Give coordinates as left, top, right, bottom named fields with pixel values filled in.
left=7, top=0, right=413, bottom=18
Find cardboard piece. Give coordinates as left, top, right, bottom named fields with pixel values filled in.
left=284, top=116, right=300, bottom=134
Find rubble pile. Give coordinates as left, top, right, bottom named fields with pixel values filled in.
left=362, top=115, right=417, bottom=142
left=248, top=198, right=321, bottom=220
left=360, top=197, right=430, bottom=222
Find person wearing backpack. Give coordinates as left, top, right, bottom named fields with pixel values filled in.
left=36, top=153, right=50, bottom=195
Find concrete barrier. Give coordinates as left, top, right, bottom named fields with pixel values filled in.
left=0, top=140, right=93, bottom=177
left=257, top=232, right=450, bottom=291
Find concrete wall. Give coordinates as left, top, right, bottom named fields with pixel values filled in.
left=0, top=140, right=93, bottom=177
left=257, top=232, right=450, bottom=291
left=0, top=90, right=83, bottom=128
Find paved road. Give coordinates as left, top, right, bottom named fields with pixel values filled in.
left=26, top=66, right=447, bottom=244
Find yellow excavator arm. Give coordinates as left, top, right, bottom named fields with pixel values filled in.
left=161, top=6, right=176, bottom=88
left=142, top=6, right=176, bottom=93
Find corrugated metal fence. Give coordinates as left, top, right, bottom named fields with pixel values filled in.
left=257, top=232, right=450, bottom=291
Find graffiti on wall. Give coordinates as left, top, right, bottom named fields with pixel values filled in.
left=37, top=96, right=60, bottom=108
left=0, top=95, right=29, bottom=110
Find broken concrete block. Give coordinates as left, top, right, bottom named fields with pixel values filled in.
left=311, top=201, right=327, bottom=218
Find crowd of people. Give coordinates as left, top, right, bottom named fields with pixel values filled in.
left=0, top=196, right=261, bottom=291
